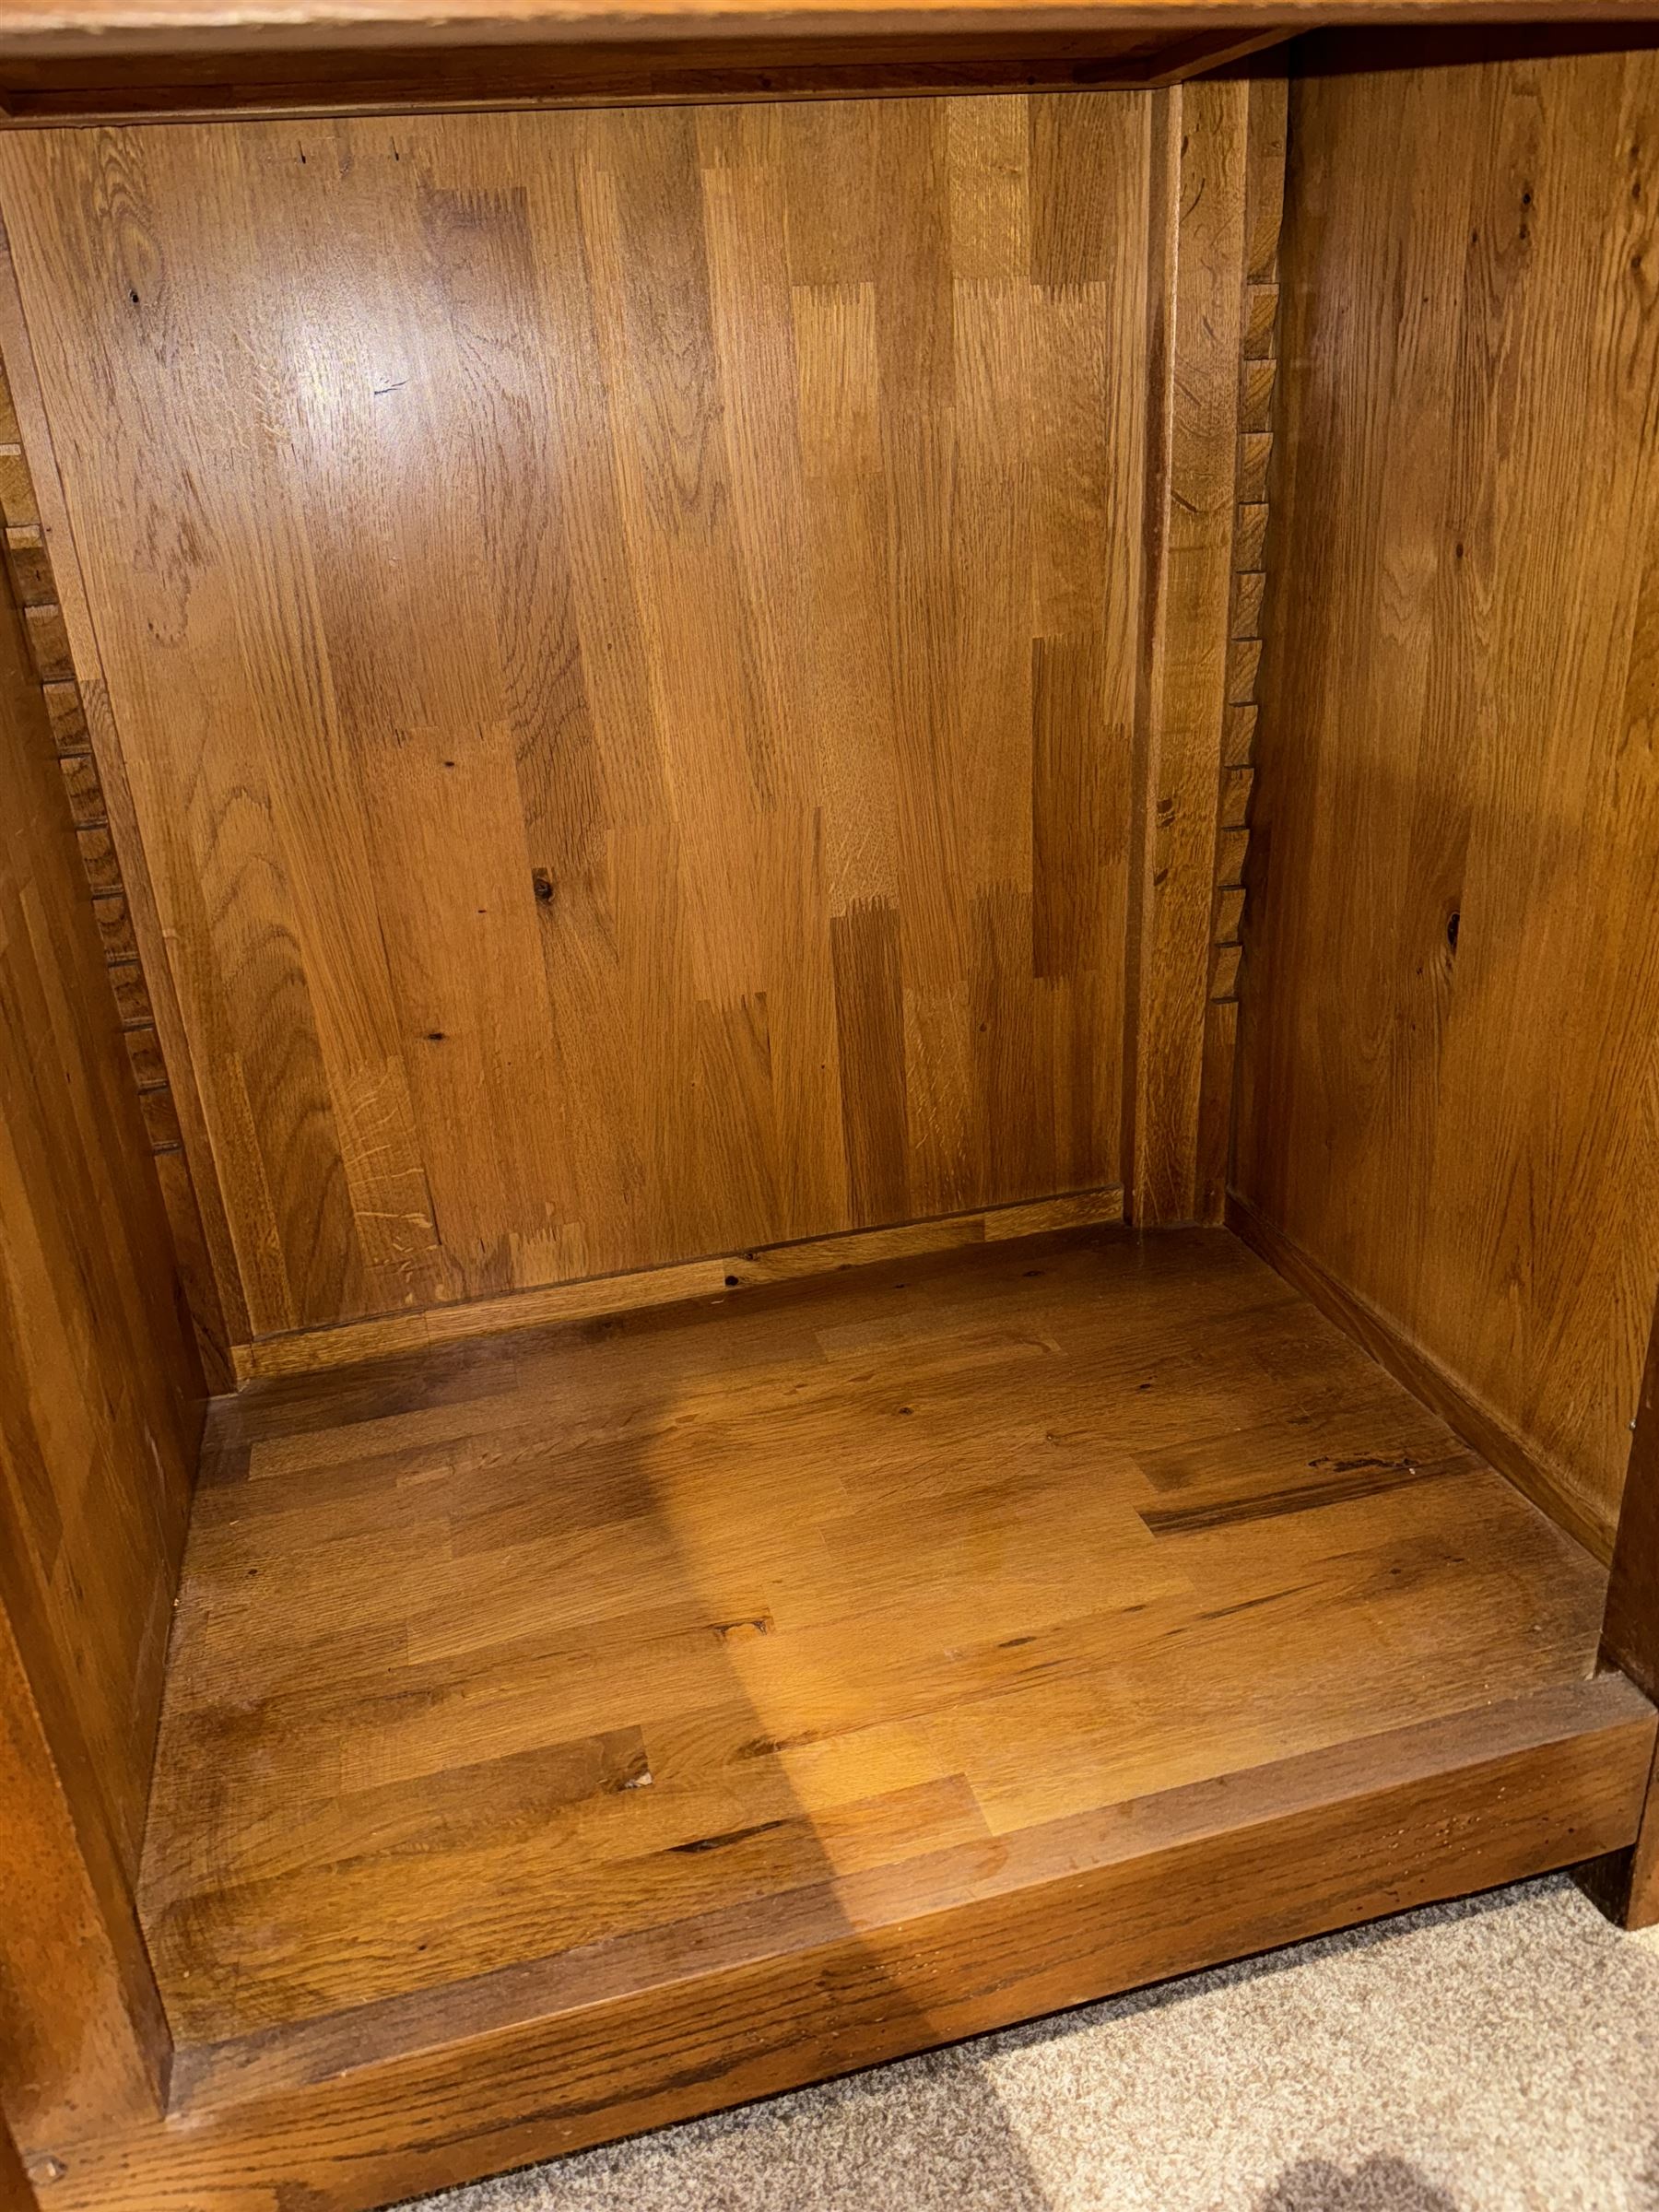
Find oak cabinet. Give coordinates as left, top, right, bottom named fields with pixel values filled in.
left=3, top=15, right=1658, bottom=2209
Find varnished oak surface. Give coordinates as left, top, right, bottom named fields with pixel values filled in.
left=0, top=281, right=236, bottom=1385
left=0, top=29, right=1282, bottom=123
left=1590, top=1278, right=1659, bottom=1925
left=30, top=1678, right=1655, bottom=2212
left=1, top=0, right=1653, bottom=126
left=1236, top=40, right=1659, bottom=1555
left=0, top=0, right=1654, bottom=53
left=1128, top=73, right=1281, bottom=1225
left=0, top=412, right=203, bottom=2143
left=231, top=1185, right=1125, bottom=1378
left=0, top=441, right=201, bottom=1906
left=139, top=1226, right=1611, bottom=2056
left=1229, top=1194, right=1619, bottom=1561
left=0, top=96, right=1150, bottom=1342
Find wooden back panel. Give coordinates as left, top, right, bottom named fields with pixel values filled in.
left=0, top=98, right=1161, bottom=1342
left=1236, top=39, right=1659, bottom=1557
left=0, top=451, right=202, bottom=2137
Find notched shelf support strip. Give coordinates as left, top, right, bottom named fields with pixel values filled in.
left=29, top=1673, right=1655, bottom=2212
left=1200, top=76, right=1283, bottom=1223
left=0, top=349, right=230, bottom=1384
left=1130, top=70, right=1284, bottom=1230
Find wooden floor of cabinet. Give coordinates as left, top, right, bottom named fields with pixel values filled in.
left=55, top=1225, right=1653, bottom=2212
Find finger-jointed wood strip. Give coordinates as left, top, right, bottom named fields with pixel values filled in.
left=0, top=98, right=1155, bottom=1345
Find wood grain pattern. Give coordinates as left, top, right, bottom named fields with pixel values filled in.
left=0, top=1606, right=171, bottom=2149
left=41, top=1671, right=1650, bottom=2212
left=0, top=312, right=231, bottom=1385
left=1127, top=72, right=1279, bottom=1226
left=1195, top=69, right=1283, bottom=1221
left=1576, top=1736, right=1659, bottom=1932
left=1234, top=41, right=1659, bottom=1554
left=0, top=29, right=1289, bottom=125
left=1230, top=1192, right=1612, bottom=1560
left=0, top=447, right=203, bottom=2145
left=135, top=1226, right=1608, bottom=2051
left=0, top=98, right=1152, bottom=1346
left=0, top=0, right=1653, bottom=76
left=161, top=1686, right=1649, bottom=2099
left=231, top=1183, right=1124, bottom=1378
left=1128, top=77, right=1243, bottom=1228
left=1584, top=1273, right=1659, bottom=1924
left=1603, top=1265, right=1659, bottom=1703
left=1623, top=1797, right=1659, bottom=1930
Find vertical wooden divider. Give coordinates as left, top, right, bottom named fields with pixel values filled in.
left=1232, top=47, right=1659, bottom=1555
left=0, top=1609, right=171, bottom=2151
left=1583, top=1286, right=1659, bottom=1926
left=0, top=468, right=197, bottom=2155
left=0, top=83, right=1291, bottom=1301
left=1201, top=74, right=1284, bottom=1221
left=0, top=227, right=242, bottom=1382
left=1127, top=71, right=1284, bottom=1225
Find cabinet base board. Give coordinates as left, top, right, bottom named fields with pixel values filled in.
left=29, top=1674, right=1655, bottom=2212
left=229, top=1186, right=1126, bottom=1382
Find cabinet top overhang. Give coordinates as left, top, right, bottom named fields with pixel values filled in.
left=0, top=2, right=1654, bottom=138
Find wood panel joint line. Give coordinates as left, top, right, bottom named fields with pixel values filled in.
left=229, top=1187, right=1128, bottom=1381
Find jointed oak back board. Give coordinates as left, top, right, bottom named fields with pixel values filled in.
left=0, top=98, right=1161, bottom=1342
left=0, top=26, right=1658, bottom=2212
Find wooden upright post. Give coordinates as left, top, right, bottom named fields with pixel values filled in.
left=1580, top=1287, right=1659, bottom=1927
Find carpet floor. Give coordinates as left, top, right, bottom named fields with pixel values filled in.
left=415, top=1874, right=1659, bottom=2212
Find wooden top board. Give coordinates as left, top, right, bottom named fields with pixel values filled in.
left=2, top=0, right=1658, bottom=127
left=1, top=0, right=1657, bottom=52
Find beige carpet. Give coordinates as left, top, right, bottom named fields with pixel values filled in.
left=418, top=1875, right=1659, bottom=2212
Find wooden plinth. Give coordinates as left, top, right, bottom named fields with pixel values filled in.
left=30, top=1226, right=1650, bottom=2212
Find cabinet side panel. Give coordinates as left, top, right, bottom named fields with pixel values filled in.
left=1237, top=40, right=1659, bottom=1555
left=0, top=294, right=237, bottom=1389
left=0, top=444, right=201, bottom=2132
left=0, top=97, right=1154, bottom=1345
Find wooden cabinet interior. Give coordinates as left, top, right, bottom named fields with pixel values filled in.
left=1, top=19, right=1658, bottom=2212
left=1235, top=34, right=1659, bottom=1565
